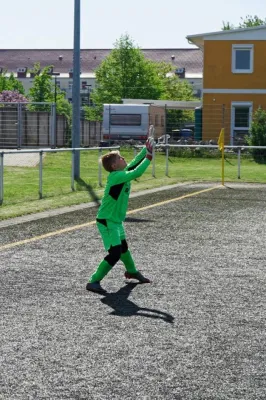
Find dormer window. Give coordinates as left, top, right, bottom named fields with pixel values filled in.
left=232, top=44, right=254, bottom=74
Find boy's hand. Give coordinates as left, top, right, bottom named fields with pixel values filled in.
left=146, top=137, right=154, bottom=160
left=148, top=125, right=155, bottom=138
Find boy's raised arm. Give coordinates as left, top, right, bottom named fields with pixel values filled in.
left=113, top=138, right=154, bottom=184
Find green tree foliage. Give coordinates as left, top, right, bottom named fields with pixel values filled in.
left=156, top=62, right=196, bottom=133
left=239, top=15, right=266, bottom=28
left=28, top=63, right=72, bottom=121
left=156, top=62, right=195, bottom=101
left=222, top=21, right=235, bottom=31
left=28, top=64, right=55, bottom=110
left=222, top=15, right=266, bottom=30
left=83, top=103, right=102, bottom=121
left=56, top=97, right=72, bottom=122
left=247, top=108, right=266, bottom=163
left=0, top=71, right=25, bottom=94
left=85, top=34, right=164, bottom=120
left=85, top=34, right=196, bottom=121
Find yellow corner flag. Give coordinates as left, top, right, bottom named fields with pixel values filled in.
left=218, top=128, right=224, bottom=151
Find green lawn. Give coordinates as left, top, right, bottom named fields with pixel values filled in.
left=1, top=148, right=265, bottom=220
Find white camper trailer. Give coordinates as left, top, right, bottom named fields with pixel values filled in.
left=102, top=104, right=165, bottom=141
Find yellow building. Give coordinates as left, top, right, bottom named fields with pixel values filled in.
left=187, top=25, right=266, bottom=144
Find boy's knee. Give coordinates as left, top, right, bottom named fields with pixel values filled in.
left=105, top=245, right=121, bottom=266
left=121, top=239, right=128, bottom=253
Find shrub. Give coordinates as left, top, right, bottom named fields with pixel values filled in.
left=247, top=107, right=266, bottom=163
left=0, top=90, right=28, bottom=103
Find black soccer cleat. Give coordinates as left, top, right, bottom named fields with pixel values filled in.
left=86, top=281, right=107, bottom=294
left=124, top=271, right=151, bottom=283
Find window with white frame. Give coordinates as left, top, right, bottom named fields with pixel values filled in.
left=232, top=44, right=254, bottom=73
left=231, top=102, right=252, bottom=144
left=110, top=114, right=141, bottom=126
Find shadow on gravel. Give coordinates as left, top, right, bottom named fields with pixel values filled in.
left=101, top=282, right=174, bottom=323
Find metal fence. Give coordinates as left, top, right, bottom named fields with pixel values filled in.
left=80, top=119, right=102, bottom=147
left=99, top=103, right=259, bottom=146
left=0, top=102, right=103, bottom=149
left=0, top=102, right=64, bottom=148
left=1, top=144, right=266, bottom=206
left=0, top=146, right=119, bottom=205
left=0, top=102, right=261, bottom=149
left=134, top=144, right=266, bottom=180
left=163, top=104, right=257, bottom=146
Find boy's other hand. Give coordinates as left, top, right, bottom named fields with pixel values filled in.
left=146, top=137, right=154, bottom=160
left=148, top=125, right=155, bottom=138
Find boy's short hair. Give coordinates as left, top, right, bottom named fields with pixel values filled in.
left=101, top=151, right=120, bottom=172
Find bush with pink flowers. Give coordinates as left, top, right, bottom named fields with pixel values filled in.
left=0, top=90, right=28, bottom=103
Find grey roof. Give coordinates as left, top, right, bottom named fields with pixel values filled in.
left=0, top=48, right=202, bottom=75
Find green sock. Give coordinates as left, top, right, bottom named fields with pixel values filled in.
left=120, top=250, right=138, bottom=274
left=89, top=260, right=113, bottom=283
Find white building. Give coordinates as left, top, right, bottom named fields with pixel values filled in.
left=0, top=48, right=203, bottom=102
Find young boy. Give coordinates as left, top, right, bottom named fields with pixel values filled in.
left=86, top=138, right=154, bottom=294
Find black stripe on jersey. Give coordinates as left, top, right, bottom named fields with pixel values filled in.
left=109, top=183, right=125, bottom=200
left=127, top=156, right=145, bottom=171
left=96, top=218, right=107, bottom=226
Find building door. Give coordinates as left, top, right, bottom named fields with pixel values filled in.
left=231, top=102, right=252, bottom=145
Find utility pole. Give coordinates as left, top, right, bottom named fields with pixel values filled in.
left=72, top=0, right=81, bottom=178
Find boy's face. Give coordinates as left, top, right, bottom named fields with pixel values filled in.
left=112, top=154, right=127, bottom=171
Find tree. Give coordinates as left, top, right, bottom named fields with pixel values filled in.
left=222, top=21, right=235, bottom=31
left=156, top=62, right=195, bottom=101
left=247, top=107, right=266, bottom=163
left=0, top=72, right=25, bottom=94
left=85, top=34, right=197, bottom=121
left=28, top=63, right=72, bottom=121
left=28, top=63, right=55, bottom=110
left=222, top=15, right=266, bottom=30
left=85, top=34, right=164, bottom=120
left=239, top=15, right=266, bottom=28
left=56, top=97, right=72, bottom=122
left=155, top=62, right=196, bottom=134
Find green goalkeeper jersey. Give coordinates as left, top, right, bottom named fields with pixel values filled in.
left=97, top=147, right=150, bottom=223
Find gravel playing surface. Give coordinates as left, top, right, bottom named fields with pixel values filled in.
left=1, top=183, right=265, bottom=400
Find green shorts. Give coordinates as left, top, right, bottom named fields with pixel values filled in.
left=96, top=219, right=126, bottom=251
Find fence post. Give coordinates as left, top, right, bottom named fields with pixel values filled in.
left=165, top=145, right=169, bottom=176
left=221, top=104, right=225, bottom=185
left=39, top=151, right=43, bottom=199
left=17, top=103, right=22, bottom=149
left=237, top=147, right=241, bottom=179
left=164, top=104, right=167, bottom=136
left=108, top=104, right=111, bottom=146
left=50, top=104, right=56, bottom=148
left=152, top=144, right=155, bottom=177
left=0, top=152, right=3, bottom=205
left=71, top=150, right=75, bottom=191
left=98, top=148, right=102, bottom=186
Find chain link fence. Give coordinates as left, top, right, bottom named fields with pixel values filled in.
left=0, top=102, right=103, bottom=149
left=160, top=103, right=254, bottom=146
left=1, top=144, right=266, bottom=207
left=0, top=101, right=264, bottom=152
left=100, top=102, right=257, bottom=147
